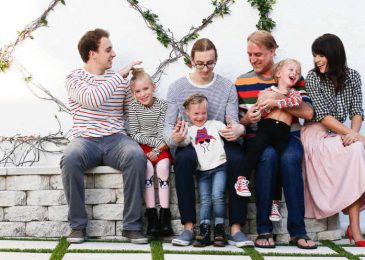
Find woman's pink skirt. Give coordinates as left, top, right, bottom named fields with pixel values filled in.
left=301, top=122, right=365, bottom=219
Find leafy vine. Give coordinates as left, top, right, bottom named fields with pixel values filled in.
left=0, top=0, right=65, bottom=72
left=0, top=0, right=275, bottom=166
left=247, top=0, right=276, bottom=31
left=126, top=0, right=236, bottom=83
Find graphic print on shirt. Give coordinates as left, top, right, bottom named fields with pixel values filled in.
left=195, top=127, right=216, bottom=153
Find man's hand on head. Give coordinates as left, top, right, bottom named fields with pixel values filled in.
left=119, top=60, right=142, bottom=78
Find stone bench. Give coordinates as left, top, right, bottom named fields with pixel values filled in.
left=0, top=166, right=341, bottom=241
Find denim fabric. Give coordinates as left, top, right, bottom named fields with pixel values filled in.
left=60, top=133, right=147, bottom=230
left=174, top=141, right=247, bottom=226
left=197, top=164, right=226, bottom=224
left=254, top=132, right=307, bottom=237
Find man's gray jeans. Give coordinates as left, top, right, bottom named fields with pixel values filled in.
left=60, top=133, right=147, bottom=231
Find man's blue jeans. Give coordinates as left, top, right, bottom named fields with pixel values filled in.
left=253, top=132, right=307, bottom=237
left=60, top=133, right=147, bottom=231
left=197, top=164, right=226, bottom=225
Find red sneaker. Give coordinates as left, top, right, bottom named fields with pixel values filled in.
left=269, top=200, right=282, bottom=222
left=234, top=176, right=251, bottom=197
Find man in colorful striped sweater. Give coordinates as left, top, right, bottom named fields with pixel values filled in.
left=61, top=28, right=147, bottom=244
left=236, top=30, right=317, bottom=249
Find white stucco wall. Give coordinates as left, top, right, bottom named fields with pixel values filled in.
left=0, top=0, right=364, bottom=232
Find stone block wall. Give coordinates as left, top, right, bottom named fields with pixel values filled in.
left=0, top=167, right=341, bottom=241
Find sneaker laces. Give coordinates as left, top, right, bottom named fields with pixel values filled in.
left=236, top=177, right=250, bottom=191
left=271, top=202, right=280, bottom=216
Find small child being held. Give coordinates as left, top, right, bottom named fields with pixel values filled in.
left=129, top=69, right=173, bottom=237
left=235, top=58, right=302, bottom=222
left=180, top=93, right=228, bottom=247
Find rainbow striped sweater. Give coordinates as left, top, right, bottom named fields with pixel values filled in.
left=235, top=70, right=311, bottom=134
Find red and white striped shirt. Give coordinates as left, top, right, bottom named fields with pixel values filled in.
left=65, top=68, right=132, bottom=138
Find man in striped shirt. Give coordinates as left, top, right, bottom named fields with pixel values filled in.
left=61, top=28, right=147, bottom=244
left=236, top=30, right=316, bottom=249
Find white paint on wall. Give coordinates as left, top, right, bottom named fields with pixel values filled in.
left=1, top=0, right=364, bottom=138
left=1, top=0, right=364, bottom=233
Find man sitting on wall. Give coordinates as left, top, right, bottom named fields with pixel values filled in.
left=60, top=28, right=147, bottom=244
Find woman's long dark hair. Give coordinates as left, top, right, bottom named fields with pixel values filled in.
left=311, top=33, right=347, bottom=93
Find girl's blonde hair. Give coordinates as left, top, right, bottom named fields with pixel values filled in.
left=130, top=68, right=153, bottom=91
left=272, top=58, right=301, bottom=82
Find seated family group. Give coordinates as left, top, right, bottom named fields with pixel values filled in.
left=60, top=28, right=365, bottom=249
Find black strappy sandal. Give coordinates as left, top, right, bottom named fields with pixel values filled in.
left=254, top=233, right=276, bottom=248
left=289, top=235, right=318, bottom=249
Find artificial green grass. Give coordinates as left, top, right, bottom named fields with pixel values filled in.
left=150, top=240, right=164, bottom=260
left=244, top=246, right=264, bottom=260
left=0, top=237, right=363, bottom=259
left=0, top=248, right=52, bottom=253
left=49, top=237, right=69, bottom=260
left=321, top=240, right=361, bottom=260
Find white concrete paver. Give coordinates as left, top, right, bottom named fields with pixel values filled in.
left=333, top=238, right=351, bottom=245
left=255, top=245, right=337, bottom=255
left=0, top=252, right=51, bottom=260
left=63, top=253, right=151, bottom=260
left=68, top=241, right=150, bottom=251
left=165, top=255, right=251, bottom=260
left=0, top=240, right=57, bottom=249
left=163, top=242, right=243, bottom=252
left=342, top=246, right=365, bottom=255
left=265, top=257, right=347, bottom=260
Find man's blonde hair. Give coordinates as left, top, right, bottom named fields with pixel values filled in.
left=247, top=30, right=278, bottom=50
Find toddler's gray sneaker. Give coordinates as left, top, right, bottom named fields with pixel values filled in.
left=172, top=229, right=194, bottom=246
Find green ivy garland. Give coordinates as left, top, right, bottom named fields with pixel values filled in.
left=0, top=0, right=275, bottom=73
left=0, top=0, right=276, bottom=166
left=247, top=0, right=276, bottom=31
left=127, top=0, right=237, bottom=82
left=0, top=0, right=65, bottom=72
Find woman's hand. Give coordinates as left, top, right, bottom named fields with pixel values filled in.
left=119, top=60, right=142, bottom=78
left=341, top=132, right=361, bottom=146
left=171, top=118, right=188, bottom=144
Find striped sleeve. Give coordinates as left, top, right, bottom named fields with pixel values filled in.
left=163, top=82, right=180, bottom=147
left=225, top=83, right=239, bottom=123
left=277, top=89, right=302, bottom=109
left=123, top=84, right=133, bottom=127
left=156, top=100, right=167, bottom=145
left=129, top=100, right=166, bottom=148
left=65, top=70, right=125, bottom=109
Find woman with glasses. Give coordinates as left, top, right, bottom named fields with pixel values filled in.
left=164, top=38, right=253, bottom=247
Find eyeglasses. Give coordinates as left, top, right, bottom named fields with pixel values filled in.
left=194, top=62, right=216, bottom=69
